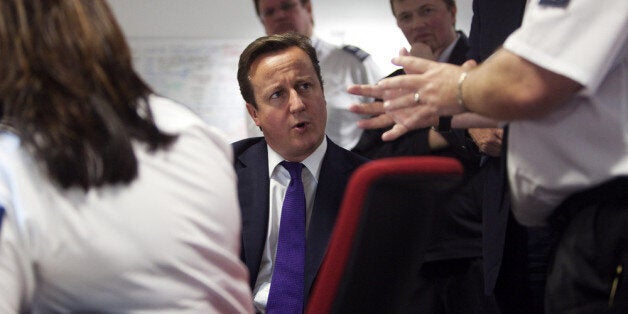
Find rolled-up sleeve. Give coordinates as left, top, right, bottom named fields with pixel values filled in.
left=504, top=0, right=627, bottom=95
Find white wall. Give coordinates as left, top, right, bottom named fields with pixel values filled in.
left=108, top=0, right=472, bottom=74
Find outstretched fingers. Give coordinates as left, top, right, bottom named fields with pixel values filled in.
left=358, top=113, right=394, bottom=130
left=392, top=55, right=433, bottom=75
left=382, top=123, right=410, bottom=142
left=386, top=105, right=439, bottom=135
left=349, top=101, right=385, bottom=116
left=347, top=84, right=383, bottom=100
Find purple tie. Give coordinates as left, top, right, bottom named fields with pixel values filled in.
left=266, top=161, right=306, bottom=314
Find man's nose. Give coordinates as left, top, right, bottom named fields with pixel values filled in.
left=411, top=15, right=426, bottom=30
left=274, top=7, right=288, bottom=19
left=288, top=90, right=306, bottom=113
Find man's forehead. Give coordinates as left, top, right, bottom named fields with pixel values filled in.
left=394, top=0, right=447, bottom=7
left=259, top=0, right=298, bottom=9
left=251, top=48, right=313, bottom=78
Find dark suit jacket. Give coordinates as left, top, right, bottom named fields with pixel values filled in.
left=467, top=0, right=528, bottom=296
left=351, top=32, right=481, bottom=175
left=232, top=137, right=368, bottom=304
left=467, top=0, right=526, bottom=62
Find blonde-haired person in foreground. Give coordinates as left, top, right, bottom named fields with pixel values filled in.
left=0, top=0, right=253, bottom=312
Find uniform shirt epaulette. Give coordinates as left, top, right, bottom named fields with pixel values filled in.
left=342, top=45, right=370, bottom=62
left=0, top=206, right=5, bottom=233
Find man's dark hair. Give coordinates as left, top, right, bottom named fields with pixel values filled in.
left=389, top=0, right=456, bottom=16
left=253, top=0, right=310, bottom=17
left=237, top=32, right=323, bottom=108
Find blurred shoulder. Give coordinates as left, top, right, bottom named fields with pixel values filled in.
left=148, top=95, right=232, bottom=156
left=342, top=45, right=371, bottom=62
left=0, top=132, right=27, bottom=173
left=0, top=132, right=20, bottom=155
left=315, top=37, right=371, bottom=64
left=149, top=95, right=204, bottom=130
left=327, top=138, right=370, bottom=166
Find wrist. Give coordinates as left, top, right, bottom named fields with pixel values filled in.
left=432, top=116, right=452, bottom=133
left=457, top=71, right=469, bottom=111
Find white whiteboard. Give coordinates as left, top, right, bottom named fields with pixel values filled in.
left=129, top=37, right=251, bottom=143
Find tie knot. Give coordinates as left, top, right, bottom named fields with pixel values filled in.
left=281, top=161, right=303, bottom=180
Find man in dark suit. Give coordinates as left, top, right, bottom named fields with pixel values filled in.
left=233, top=33, right=368, bottom=313
left=349, top=1, right=505, bottom=312
left=468, top=2, right=553, bottom=313
left=351, top=0, right=497, bottom=174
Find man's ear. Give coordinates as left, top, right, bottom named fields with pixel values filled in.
left=246, top=103, right=261, bottom=126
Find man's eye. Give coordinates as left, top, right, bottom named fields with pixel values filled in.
left=298, top=83, right=311, bottom=91
left=420, top=8, right=434, bottom=16
left=280, top=2, right=296, bottom=11
left=398, top=13, right=412, bottom=22
left=270, top=90, right=283, bottom=99
left=262, top=8, right=275, bottom=18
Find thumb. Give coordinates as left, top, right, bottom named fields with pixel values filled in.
left=461, top=59, right=478, bottom=70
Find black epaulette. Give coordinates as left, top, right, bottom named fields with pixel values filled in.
left=0, top=206, right=4, bottom=233
left=342, top=45, right=370, bottom=62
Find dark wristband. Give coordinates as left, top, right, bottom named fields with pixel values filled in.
left=434, top=116, right=452, bottom=132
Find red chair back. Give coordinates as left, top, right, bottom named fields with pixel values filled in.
left=306, top=156, right=463, bottom=314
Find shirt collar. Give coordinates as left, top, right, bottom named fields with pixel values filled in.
left=437, top=33, right=460, bottom=62
left=267, top=138, right=327, bottom=180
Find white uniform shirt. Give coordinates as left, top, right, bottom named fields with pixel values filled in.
left=246, top=37, right=382, bottom=150
left=0, top=96, right=254, bottom=313
left=504, top=0, right=628, bottom=226
left=252, top=139, right=327, bottom=313
left=313, top=36, right=382, bottom=150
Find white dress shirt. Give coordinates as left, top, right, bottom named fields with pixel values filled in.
left=252, top=139, right=328, bottom=313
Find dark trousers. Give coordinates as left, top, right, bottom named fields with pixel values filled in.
left=415, top=258, right=500, bottom=314
left=547, top=177, right=628, bottom=313
left=495, top=215, right=552, bottom=314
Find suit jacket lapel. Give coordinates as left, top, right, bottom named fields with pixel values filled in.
left=236, top=138, right=364, bottom=298
left=304, top=139, right=356, bottom=297
left=449, top=31, right=470, bottom=66
left=235, top=140, right=270, bottom=288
